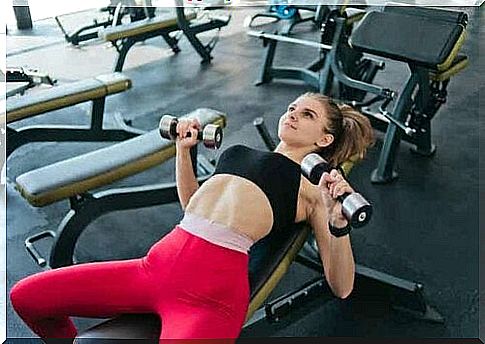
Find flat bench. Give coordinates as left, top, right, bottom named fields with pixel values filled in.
left=99, top=5, right=231, bottom=71
left=4, top=73, right=142, bottom=158
left=18, top=108, right=226, bottom=268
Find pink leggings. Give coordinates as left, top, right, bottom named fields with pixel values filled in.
left=10, top=226, right=250, bottom=342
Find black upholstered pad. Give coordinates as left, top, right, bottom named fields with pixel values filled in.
left=5, top=73, right=131, bottom=124
left=383, top=5, right=468, bottom=25
left=74, top=315, right=160, bottom=342
left=349, top=8, right=467, bottom=70
left=76, top=223, right=310, bottom=341
left=248, top=223, right=307, bottom=299
left=16, top=108, right=226, bottom=207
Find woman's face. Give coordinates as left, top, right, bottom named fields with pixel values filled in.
left=278, top=96, right=334, bottom=149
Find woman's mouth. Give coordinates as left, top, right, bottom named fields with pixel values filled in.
left=284, top=122, right=297, bottom=130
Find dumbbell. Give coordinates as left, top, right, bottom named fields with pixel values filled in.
left=159, top=115, right=223, bottom=149
left=301, top=153, right=372, bottom=228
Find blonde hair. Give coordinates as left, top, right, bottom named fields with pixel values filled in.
left=302, top=92, right=375, bottom=167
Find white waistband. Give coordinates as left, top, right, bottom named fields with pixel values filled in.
left=179, top=213, right=255, bottom=254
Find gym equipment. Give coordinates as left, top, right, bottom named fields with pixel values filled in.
left=13, top=5, right=32, bottom=30
left=245, top=2, right=324, bottom=36
left=55, top=0, right=156, bottom=46
left=159, top=114, right=223, bottom=149
left=3, top=73, right=142, bottom=159
left=5, top=67, right=56, bottom=98
left=301, top=153, right=372, bottom=228
left=98, top=0, right=231, bottom=71
left=71, top=117, right=442, bottom=341
left=17, top=109, right=226, bottom=268
left=250, top=5, right=469, bottom=183
left=249, top=5, right=375, bottom=104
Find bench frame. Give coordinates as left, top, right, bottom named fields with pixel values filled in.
left=6, top=74, right=144, bottom=159
left=7, top=96, right=144, bottom=158
left=106, top=2, right=231, bottom=72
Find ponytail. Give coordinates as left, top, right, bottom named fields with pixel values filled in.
left=301, top=93, right=374, bottom=167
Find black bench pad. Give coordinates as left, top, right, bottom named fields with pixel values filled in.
left=16, top=108, right=226, bottom=207
left=5, top=73, right=131, bottom=124
left=350, top=9, right=467, bottom=71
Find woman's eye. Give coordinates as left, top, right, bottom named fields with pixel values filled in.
left=304, top=112, right=313, bottom=118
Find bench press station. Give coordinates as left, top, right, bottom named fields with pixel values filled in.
left=14, top=107, right=443, bottom=340
left=98, top=0, right=231, bottom=72
left=249, top=5, right=469, bottom=184
left=3, top=73, right=142, bottom=159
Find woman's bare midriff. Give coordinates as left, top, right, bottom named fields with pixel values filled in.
left=184, top=174, right=275, bottom=241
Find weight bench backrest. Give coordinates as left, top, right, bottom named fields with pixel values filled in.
left=349, top=7, right=467, bottom=71
left=15, top=108, right=226, bottom=207
left=4, top=73, right=131, bottom=124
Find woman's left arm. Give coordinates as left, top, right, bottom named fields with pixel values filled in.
left=306, top=173, right=355, bottom=299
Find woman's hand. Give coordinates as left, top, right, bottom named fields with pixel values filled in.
left=318, top=169, right=354, bottom=228
left=175, top=118, right=201, bottom=151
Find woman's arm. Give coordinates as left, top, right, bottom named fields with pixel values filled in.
left=175, top=118, right=201, bottom=210
left=305, top=170, right=356, bottom=298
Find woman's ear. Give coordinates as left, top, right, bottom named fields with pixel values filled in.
left=315, top=133, right=334, bottom=148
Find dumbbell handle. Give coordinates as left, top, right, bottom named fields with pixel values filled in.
left=301, top=153, right=372, bottom=228
left=159, top=115, right=223, bottom=149
left=168, top=125, right=204, bottom=141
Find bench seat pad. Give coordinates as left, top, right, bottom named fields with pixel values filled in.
left=5, top=73, right=131, bottom=124
left=16, top=108, right=226, bottom=207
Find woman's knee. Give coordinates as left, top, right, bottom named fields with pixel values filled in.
left=10, top=275, right=41, bottom=315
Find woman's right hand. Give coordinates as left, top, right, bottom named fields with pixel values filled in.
left=175, top=118, right=201, bottom=151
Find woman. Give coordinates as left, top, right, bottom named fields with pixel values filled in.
left=10, top=93, right=374, bottom=342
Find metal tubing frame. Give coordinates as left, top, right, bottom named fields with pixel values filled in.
left=175, top=3, right=230, bottom=64
left=7, top=97, right=144, bottom=158
left=370, top=68, right=419, bottom=184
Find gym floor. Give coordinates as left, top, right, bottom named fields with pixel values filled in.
left=4, top=5, right=484, bottom=340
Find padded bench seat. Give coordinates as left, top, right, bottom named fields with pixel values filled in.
left=4, top=73, right=131, bottom=124
left=99, top=11, right=197, bottom=42
left=349, top=9, right=467, bottom=71
left=16, top=108, right=226, bottom=207
left=76, top=223, right=311, bottom=342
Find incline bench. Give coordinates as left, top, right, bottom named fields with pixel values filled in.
left=4, top=73, right=143, bottom=159
left=72, top=119, right=443, bottom=341
left=16, top=110, right=442, bottom=340
left=99, top=2, right=231, bottom=72
left=17, top=108, right=226, bottom=268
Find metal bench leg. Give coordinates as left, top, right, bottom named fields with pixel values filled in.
left=114, top=38, right=137, bottom=72
left=371, top=69, right=419, bottom=184
left=255, top=39, right=278, bottom=86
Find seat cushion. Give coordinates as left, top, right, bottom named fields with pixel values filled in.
left=16, top=108, right=226, bottom=207
left=5, top=73, right=131, bottom=124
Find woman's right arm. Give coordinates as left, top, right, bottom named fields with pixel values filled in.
left=175, top=118, right=201, bottom=210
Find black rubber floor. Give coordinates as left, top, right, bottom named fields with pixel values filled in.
left=4, top=5, right=484, bottom=341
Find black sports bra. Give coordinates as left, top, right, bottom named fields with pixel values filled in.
left=213, top=145, right=301, bottom=231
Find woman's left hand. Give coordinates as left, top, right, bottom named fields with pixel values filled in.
left=318, top=169, right=354, bottom=228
